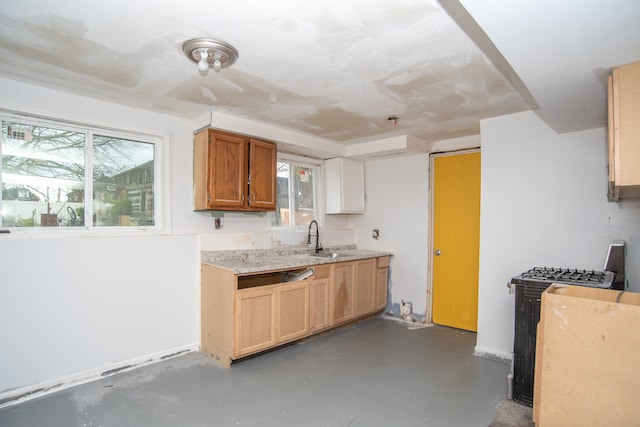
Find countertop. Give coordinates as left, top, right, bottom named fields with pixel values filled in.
left=201, top=246, right=392, bottom=275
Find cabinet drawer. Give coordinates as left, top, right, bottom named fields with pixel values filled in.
left=377, top=256, right=390, bottom=268
left=313, top=265, right=330, bottom=279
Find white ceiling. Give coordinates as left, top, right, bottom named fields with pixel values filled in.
left=1, top=0, right=639, bottom=150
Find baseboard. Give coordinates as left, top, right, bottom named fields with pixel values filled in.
left=474, top=345, right=513, bottom=362
left=0, top=342, right=199, bottom=408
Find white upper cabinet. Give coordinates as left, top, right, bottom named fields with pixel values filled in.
left=324, top=157, right=365, bottom=214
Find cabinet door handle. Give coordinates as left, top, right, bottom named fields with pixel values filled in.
left=241, top=194, right=245, bottom=204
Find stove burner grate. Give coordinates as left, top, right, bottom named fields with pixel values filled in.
left=513, top=266, right=614, bottom=289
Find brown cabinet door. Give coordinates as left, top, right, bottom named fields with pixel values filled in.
left=208, top=131, right=247, bottom=209
left=331, top=262, right=355, bottom=325
left=354, top=258, right=376, bottom=317
left=234, top=288, right=276, bottom=357
left=248, top=139, right=277, bottom=210
left=310, top=265, right=331, bottom=333
left=276, top=281, right=309, bottom=344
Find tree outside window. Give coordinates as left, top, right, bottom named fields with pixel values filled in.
left=1, top=119, right=156, bottom=229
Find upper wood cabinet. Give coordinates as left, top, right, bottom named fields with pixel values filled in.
left=194, top=129, right=277, bottom=211
left=608, top=61, right=640, bottom=201
left=324, top=157, right=365, bottom=214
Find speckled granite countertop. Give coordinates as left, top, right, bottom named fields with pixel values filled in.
left=201, top=245, right=392, bottom=274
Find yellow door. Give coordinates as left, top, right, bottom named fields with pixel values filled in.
left=432, top=151, right=480, bottom=332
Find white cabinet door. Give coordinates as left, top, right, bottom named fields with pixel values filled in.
left=324, top=157, right=365, bottom=214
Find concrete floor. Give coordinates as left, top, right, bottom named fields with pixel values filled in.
left=0, top=317, right=511, bottom=427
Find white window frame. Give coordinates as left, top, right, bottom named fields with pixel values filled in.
left=0, top=111, right=164, bottom=235
left=272, top=152, right=324, bottom=229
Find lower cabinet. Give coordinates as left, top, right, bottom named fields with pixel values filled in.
left=354, top=258, right=376, bottom=317
left=310, top=265, right=331, bottom=333
left=235, top=287, right=276, bottom=357
left=276, top=281, right=309, bottom=343
left=201, top=256, right=389, bottom=367
left=375, top=256, right=389, bottom=311
left=331, top=262, right=355, bottom=325
left=331, top=257, right=387, bottom=325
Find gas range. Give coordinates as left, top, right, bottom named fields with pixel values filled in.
left=511, top=266, right=615, bottom=289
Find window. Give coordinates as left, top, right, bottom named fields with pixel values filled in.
left=272, top=155, right=322, bottom=228
left=1, top=115, right=159, bottom=230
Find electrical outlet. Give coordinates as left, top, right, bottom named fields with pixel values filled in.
left=372, top=229, right=380, bottom=239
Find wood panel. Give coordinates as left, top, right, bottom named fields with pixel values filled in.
left=193, top=131, right=209, bottom=210
left=276, top=281, right=310, bottom=343
left=248, top=138, right=277, bottom=210
left=375, top=267, right=388, bottom=311
left=331, top=262, right=355, bottom=325
left=200, top=264, right=235, bottom=367
left=310, top=265, right=330, bottom=332
left=234, top=288, right=276, bottom=356
left=609, top=61, right=640, bottom=199
left=534, top=285, right=640, bottom=426
left=354, top=258, right=376, bottom=316
left=209, top=131, right=247, bottom=209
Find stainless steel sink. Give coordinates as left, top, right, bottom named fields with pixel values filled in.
left=310, top=252, right=348, bottom=259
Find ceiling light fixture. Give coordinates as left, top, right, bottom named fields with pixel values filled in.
left=182, top=38, right=238, bottom=75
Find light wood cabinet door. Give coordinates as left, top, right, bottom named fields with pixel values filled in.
left=375, top=256, right=390, bottom=311
left=608, top=61, right=640, bottom=200
left=354, top=258, right=376, bottom=317
left=234, top=288, right=276, bottom=357
left=331, top=262, right=355, bottom=325
left=375, top=267, right=389, bottom=311
left=276, top=281, right=309, bottom=344
left=310, top=265, right=331, bottom=333
left=248, top=139, right=277, bottom=210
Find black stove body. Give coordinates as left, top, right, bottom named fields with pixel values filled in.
left=509, top=267, right=620, bottom=407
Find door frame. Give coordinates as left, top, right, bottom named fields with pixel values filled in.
left=425, top=148, right=481, bottom=325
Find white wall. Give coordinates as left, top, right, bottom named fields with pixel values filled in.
left=476, top=111, right=640, bottom=358
left=0, top=79, right=205, bottom=402
left=353, top=155, right=430, bottom=315
left=0, top=78, right=357, bottom=403
left=352, top=135, right=480, bottom=317
left=0, top=235, right=198, bottom=396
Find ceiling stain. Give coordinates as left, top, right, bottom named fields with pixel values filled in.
left=0, top=0, right=547, bottom=147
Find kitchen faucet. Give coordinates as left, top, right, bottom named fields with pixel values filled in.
left=307, top=220, right=323, bottom=253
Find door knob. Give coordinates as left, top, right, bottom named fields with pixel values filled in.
left=435, top=249, right=441, bottom=256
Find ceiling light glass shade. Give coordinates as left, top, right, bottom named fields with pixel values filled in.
left=213, top=52, right=222, bottom=71
left=182, top=38, right=238, bottom=74
left=197, top=50, right=209, bottom=72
